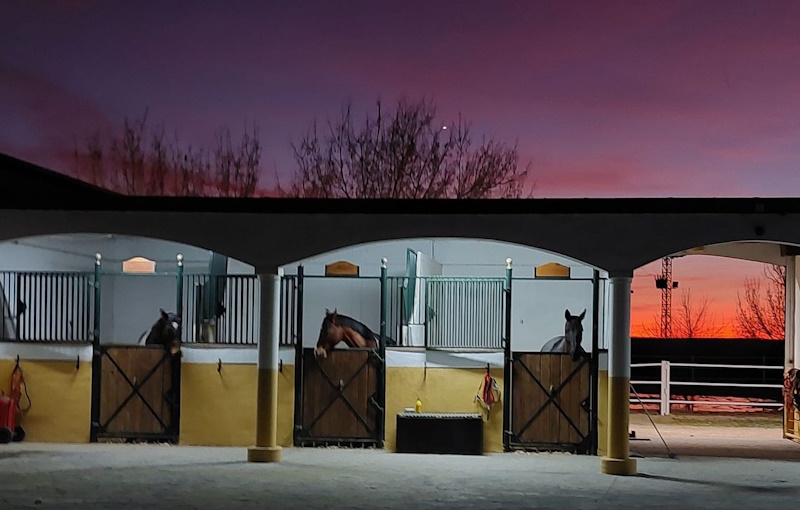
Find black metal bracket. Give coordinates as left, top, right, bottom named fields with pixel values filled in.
left=279, top=359, right=283, bottom=373
left=76, top=355, right=80, bottom=370
left=217, top=359, right=222, bottom=373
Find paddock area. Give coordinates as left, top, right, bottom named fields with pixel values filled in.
left=628, top=412, right=800, bottom=461
left=1, top=443, right=800, bottom=509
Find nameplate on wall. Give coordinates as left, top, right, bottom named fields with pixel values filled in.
left=325, top=260, right=360, bottom=277
left=122, top=256, right=156, bottom=274
left=534, top=262, right=570, bottom=279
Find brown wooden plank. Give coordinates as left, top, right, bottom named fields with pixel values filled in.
left=513, top=353, right=544, bottom=443
left=110, top=348, right=132, bottom=433
left=137, top=349, right=166, bottom=434
left=544, top=354, right=560, bottom=443
left=99, top=349, right=118, bottom=428
left=559, top=356, right=583, bottom=444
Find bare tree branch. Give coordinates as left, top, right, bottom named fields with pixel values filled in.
left=73, top=112, right=262, bottom=197
left=735, top=264, right=785, bottom=340
left=637, top=288, right=728, bottom=338
left=278, top=97, right=532, bottom=199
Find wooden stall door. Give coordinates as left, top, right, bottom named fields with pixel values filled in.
left=509, top=353, right=591, bottom=453
left=297, top=348, right=380, bottom=446
left=96, top=345, right=180, bottom=443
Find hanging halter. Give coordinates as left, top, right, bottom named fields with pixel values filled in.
left=474, top=364, right=501, bottom=419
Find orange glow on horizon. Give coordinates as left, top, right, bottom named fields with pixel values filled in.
left=629, top=255, right=784, bottom=341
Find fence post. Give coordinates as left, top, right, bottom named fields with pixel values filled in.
left=90, top=252, right=102, bottom=442
left=502, top=257, right=513, bottom=451
left=378, top=257, right=388, bottom=446
left=176, top=254, right=184, bottom=318
left=660, top=360, right=671, bottom=416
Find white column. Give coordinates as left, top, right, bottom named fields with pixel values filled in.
left=600, top=275, right=637, bottom=476
left=247, top=273, right=282, bottom=463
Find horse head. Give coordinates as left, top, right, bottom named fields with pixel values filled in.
left=564, top=308, right=586, bottom=361
left=150, top=308, right=182, bottom=356
left=315, top=308, right=339, bottom=359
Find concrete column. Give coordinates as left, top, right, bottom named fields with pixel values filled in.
left=247, top=273, right=282, bottom=463
left=600, top=275, right=636, bottom=476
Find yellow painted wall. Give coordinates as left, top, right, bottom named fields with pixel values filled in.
left=597, top=369, right=608, bottom=456
left=385, top=366, right=504, bottom=453
left=0, top=359, right=91, bottom=443
left=178, top=362, right=295, bottom=447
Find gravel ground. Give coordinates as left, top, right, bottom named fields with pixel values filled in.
left=2, top=441, right=800, bottom=510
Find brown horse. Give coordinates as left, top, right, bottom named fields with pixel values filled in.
left=315, top=308, right=394, bottom=358
left=137, top=309, right=182, bottom=356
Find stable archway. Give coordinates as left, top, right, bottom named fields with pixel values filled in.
left=615, top=240, right=800, bottom=463
left=0, top=233, right=261, bottom=447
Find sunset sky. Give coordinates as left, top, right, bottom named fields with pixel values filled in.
left=2, top=1, right=799, bottom=336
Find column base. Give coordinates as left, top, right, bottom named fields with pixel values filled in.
left=247, top=445, right=282, bottom=463
left=601, top=457, right=637, bottom=476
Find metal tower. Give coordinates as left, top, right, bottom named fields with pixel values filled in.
left=654, top=256, right=678, bottom=338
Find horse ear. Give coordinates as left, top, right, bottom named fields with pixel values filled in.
left=160, top=309, right=169, bottom=321
left=579, top=309, right=586, bottom=320
left=325, top=308, right=331, bottom=316
left=564, top=309, right=571, bottom=320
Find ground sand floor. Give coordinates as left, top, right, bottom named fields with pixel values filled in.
left=2, top=426, right=800, bottom=510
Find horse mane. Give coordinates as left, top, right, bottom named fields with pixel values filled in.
left=332, top=313, right=379, bottom=343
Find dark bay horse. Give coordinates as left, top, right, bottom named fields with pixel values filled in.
left=138, top=309, right=182, bottom=355
left=540, top=308, right=586, bottom=361
left=315, top=308, right=396, bottom=358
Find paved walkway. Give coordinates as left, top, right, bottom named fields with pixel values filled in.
left=2, top=442, right=800, bottom=509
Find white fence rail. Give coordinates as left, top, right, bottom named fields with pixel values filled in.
left=630, top=361, right=784, bottom=415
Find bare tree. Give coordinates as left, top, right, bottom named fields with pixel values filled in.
left=673, top=289, right=727, bottom=338
left=735, top=264, right=785, bottom=340
left=73, top=111, right=262, bottom=197
left=277, top=98, right=532, bottom=198
left=639, top=288, right=728, bottom=338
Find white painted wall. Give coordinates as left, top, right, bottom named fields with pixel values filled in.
left=0, top=234, right=221, bottom=344
left=282, top=237, right=606, bottom=352
left=0, top=235, right=608, bottom=353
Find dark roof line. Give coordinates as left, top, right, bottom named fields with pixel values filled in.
left=0, top=152, right=121, bottom=196
left=2, top=152, right=800, bottom=215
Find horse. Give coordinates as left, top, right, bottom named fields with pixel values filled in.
left=540, top=308, right=586, bottom=361
left=314, top=308, right=396, bottom=358
left=137, top=309, right=182, bottom=356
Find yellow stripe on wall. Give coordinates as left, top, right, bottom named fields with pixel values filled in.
left=178, top=363, right=295, bottom=447
left=0, top=359, right=91, bottom=443
left=597, top=369, right=608, bottom=456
